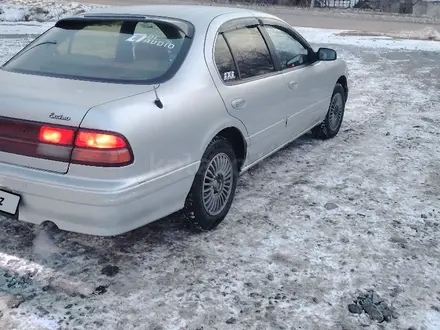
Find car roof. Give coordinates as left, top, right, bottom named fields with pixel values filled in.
left=79, top=4, right=272, bottom=28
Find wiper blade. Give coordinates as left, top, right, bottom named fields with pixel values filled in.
left=16, top=41, right=58, bottom=58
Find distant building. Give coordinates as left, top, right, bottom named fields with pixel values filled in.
left=351, top=0, right=440, bottom=17
left=413, top=0, right=440, bottom=17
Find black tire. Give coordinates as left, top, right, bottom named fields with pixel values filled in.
left=312, top=83, right=346, bottom=139
left=182, top=136, right=239, bottom=231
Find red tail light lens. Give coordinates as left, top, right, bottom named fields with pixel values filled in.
left=71, top=129, right=133, bottom=167
left=71, top=147, right=132, bottom=166
left=37, top=125, right=133, bottom=167
left=75, top=131, right=126, bottom=149
left=1, top=119, right=133, bottom=167
left=39, top=126, right=74, bottom=145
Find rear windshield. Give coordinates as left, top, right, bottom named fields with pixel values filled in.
left=1, top=18, right=192, bottom=84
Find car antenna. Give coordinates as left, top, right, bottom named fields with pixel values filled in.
left=153, top=85, right=163, bottom=109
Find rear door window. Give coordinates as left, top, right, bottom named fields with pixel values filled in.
left=2, top=19, right=192, bottom=84
left=214, top=33, right=237, bottom=83
left=223, top=26, right=275, bottom=80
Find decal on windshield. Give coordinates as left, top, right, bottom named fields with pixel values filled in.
left=223, top=71, right=236, bottom=81
left=125, top=34, right=175, bottom=49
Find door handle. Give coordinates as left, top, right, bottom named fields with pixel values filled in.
left=288, top=81, right=298, bottom=89
left=231, top=98, right=246, bottom=109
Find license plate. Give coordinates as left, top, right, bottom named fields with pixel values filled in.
left=0, top=189, right=21, bottom=216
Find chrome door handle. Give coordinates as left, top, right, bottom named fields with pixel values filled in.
left=288, top=81, right=298, bottom=89
left=231, top=98, right=246, bottom=109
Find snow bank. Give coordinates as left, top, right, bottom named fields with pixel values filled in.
left=294, top=26, right=440, bottom=52
left=0, top=0, right=105, bottom=22
left=336, top=26, right=440, bottom=41
left=389, top=26, right=440, bottom=41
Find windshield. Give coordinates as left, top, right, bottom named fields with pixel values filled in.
left=1, top=18, right=192, bottom=84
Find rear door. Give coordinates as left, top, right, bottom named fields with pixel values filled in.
left=210, top=18, right=289, bottom=164
left=260, top=21, right=331, bottom=137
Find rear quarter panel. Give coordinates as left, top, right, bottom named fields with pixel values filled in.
left=73, top=38, right=248, bottom=185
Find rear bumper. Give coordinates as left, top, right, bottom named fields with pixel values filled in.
left=0, top=162, right=199, bottom=236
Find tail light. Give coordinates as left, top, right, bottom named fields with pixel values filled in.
left=40, top=127, right=133, bottom=167
left=0, top=118, right=134, bottom=167
left=70, top=129, right=132, bottom=166
left=40, top=126, right=75, bottom=145
left=75, top=131, right=126, bottom=149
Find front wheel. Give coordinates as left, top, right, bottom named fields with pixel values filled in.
left=182, top=136, right=239, bottom=231
left=312, top=83, right=346, bottom=139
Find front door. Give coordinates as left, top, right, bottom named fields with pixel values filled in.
left=262, top=24, right=329, bottom=137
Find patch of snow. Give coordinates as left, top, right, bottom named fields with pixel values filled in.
left=0, top=21, right=53, bottom=35
left=0, top=0, right=106, bottom=22
left=294, top=26, right=440, bottom=52
left=389, top=26, right=440, bottom=41
left=0, top=35, right=34, bottom=64
left=337, top=26, right=440, bottom=41
left=425, top=310, right=440, bottom=329
left=20, top=314, right=60, bottom=330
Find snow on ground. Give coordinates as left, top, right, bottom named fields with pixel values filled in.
left=0, top=0, right=105, bottom=22
left=0, top=20, right=52, bottom=35
left=337, top=26, right=440, bottom=42
left=0, top=24, right=440, bottom=330
left=295, top=27, right=440, bottom=52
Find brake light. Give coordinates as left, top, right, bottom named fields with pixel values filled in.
left=75, top=131, right=126, bottom=149
left=37, top=125, right=133, bottom=167
left=1, top=119, right=133, bottom=167
left=71, top=129, right=133, bottom=167
left=39, top=126, right=74, bottom=145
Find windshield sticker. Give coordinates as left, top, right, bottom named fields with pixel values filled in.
left=126, top=33, right=175, bottom=49
left=223, top=71, right=236, bottom=81
left=126, top=33, right=157, bottom=42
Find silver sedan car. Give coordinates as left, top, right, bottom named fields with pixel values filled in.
left=0, top=5, right=348, bottom=236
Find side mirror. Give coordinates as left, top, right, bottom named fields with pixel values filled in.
left=317, top=48, right=337, bottom=61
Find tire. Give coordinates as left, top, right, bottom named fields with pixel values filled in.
left=182, top=136, right=239, bottom=231
left=312, top=83, right=346, bottom=139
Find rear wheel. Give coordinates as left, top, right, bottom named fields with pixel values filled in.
left=312, top=83, right=346, bottom=139
left=182, top=136, right=239, bottom=231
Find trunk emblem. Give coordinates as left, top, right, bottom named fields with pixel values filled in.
left=49, top=113, right=71, bottom=121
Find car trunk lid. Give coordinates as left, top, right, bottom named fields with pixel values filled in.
left=0, top=70, right=153, bottom=173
